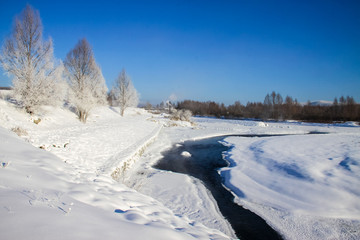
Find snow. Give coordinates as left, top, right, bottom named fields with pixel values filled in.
left=126, top=116, right=360, bottom=240
left=308, top=100, right=333, bottom=106
left=0, top=99, right=230, bottom=240
left=220, top=128, right=360, bottom=239
left=1, top=97, right=359, bottom=240
left=181, top=151, right=192, bottom=157
left=222, top=134, right=360, bottom=218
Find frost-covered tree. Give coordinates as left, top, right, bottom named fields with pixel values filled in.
left=64, top=38, right=107, bottom=123
left=111, top=69, right=139, bottom=116
left=171, top=109, right=192, bottom=122
left=0, top=5, right=65, bottom=113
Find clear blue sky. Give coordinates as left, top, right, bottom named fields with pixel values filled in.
left=0, top=0, right=359, bottom=105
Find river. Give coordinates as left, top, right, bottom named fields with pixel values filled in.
left=154, top=134, right=285, bottom=240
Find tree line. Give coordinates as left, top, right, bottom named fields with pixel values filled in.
left=2, top=5, right=357, bottom=124
left=0, top=5, right=138, bottom=122
left=177, top=92, right=360, bottom=122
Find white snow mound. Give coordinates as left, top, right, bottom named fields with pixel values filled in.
left=181, top=151, right=192, bottom=157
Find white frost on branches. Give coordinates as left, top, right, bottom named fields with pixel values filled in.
left=111, top=69, right=139, bottom=116
left=0, top=5, right=65, bottom=113
left=64, top=38, right=107, bottom=123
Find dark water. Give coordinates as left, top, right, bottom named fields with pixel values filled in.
left=154, top=135, right=284, bottom=240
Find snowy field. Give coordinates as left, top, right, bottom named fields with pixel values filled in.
left=126, top=117, right=360, bottom=240
left=0, top=99, right=229, bottom=240
left=221, top=129, right=360, bottom=239
left=1, top=96, right=359, bottom=239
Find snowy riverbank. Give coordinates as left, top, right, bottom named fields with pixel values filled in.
left=126, top=117, right=360, bottom=240
left=222, top=132, right=360, bottom=240
left=1, top=97, right=359, bottom=239
left=0, top=99, right=230, bottom=239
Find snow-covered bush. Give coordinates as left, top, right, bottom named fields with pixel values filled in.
left=171, top=109, right=192, bottom=122
left=11, top=126, right=28, bottom=136
left=0, top=5, right=65, bottom=114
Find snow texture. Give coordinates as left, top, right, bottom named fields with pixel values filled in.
left=221, top=133, right=360, bottom=239
left=0, top=99, right=230, bottom=240
left=0, top=98, right=359, bottom=240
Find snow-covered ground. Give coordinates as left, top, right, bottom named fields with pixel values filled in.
left=221, top=131, right=360, bottom=240
left=1, top=96, right=359, bottom=239
left=0, top=99, right=229, bottom=240
left=126, top=117, right=360, bottom=240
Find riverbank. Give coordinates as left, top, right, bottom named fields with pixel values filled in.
left=125, top=116, right=360, bottom=240
left=222, top=132, right=360, bottom=240
left=1, top=97, right=359, bottom=239
left=154, top=135, right=283, bottom=240
left=0, top=99, right=231, bottom=239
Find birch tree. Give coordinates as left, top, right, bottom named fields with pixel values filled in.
left=0, top=5, right=65, bottom=113
left=111, top=69, right=139, bottom=116
left=64, top=38, right=107, bottom=123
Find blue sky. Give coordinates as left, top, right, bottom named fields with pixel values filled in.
left=0, top=0, right=359, bottom=104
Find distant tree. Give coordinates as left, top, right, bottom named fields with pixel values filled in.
left=64, top=38, right=107, bottom=123
left=245, top=101, right=263, bottom=119
left=275, top=93, right=283, bottom=119
left=0, top=5, right=64, bottom=113
left=228, top=101, right=243, bottom=117
left=111, top=69, right=139, bottom=116
left=339, top=96, right=346, bottom=105
left=283, top=95, right=302, bottom=120
left=284, top=96, right=294, bottom=119
left=264, top=94, right=271, bottom=106
left=345, top=96, right=356, bottom=120
left=275, top=93, right=283, bottom=105
left=208, top=101, right=221, bottom=117
left=332, top=97, right=339, bottom=119
left=333, top=97, right=338, bottom=106
left=107, top=88, right=116, bottom=106
left=271, top=91, right=276, bottom=105
left=285, top=96, right=294, bottom=105
left=145, top=102, right=152, bottom=110
left=346, top=96, right=355, bottom=105
left=262, top=93, right=273, bottom=119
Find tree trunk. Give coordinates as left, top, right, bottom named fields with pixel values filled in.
left=79, top=110, right=87, bottom=123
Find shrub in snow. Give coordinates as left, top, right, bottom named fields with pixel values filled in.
left=257, top=122, right=268, bottom=127
left=33, top=118, right=41, bottom=125
left=11, top=127, right=28, bottom=136
left=64, top=38, right=107, bottom=123
left=0, top=90, right=13, bottom=101
left=110, top=69, right=139, bottom=116
left=171, top=109, right=192, bottom=122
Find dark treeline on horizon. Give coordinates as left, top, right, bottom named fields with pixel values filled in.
left=176, top=92, right=360, bottom=123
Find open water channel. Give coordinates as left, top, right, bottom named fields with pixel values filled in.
left=154, top=134, right=288, bottom=240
